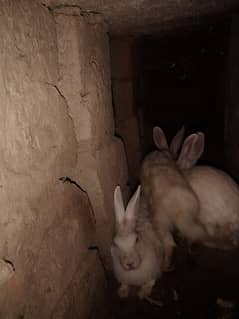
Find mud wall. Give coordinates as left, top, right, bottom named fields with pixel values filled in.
left=111, top=38, right=141, bottom=189
left=0, top=1, right=128, bottom=317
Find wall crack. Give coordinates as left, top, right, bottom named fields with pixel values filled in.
left=45, top=82, right=79, bottom=155
left=59, top=176, right=97, bottom=225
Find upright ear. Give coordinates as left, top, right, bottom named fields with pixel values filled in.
left=153, top=127, right=169, bottom=150
left=177, top=132, right=205, bottom=169
left=114, top=186, right=125, bottom=224
left=125, top=185, right=141, bottom=223
left=169, top=126, right=185, bottom=158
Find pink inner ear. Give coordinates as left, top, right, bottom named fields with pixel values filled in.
left=186, top=137, right=195, bottom=157
left=189, top=133, right=204, bottom=160
left=153, top=126, right=169, bottom=150
left=177, top=132, right=204, bottom=169
left=196, top=132, right=205, bottom=155
left=194, top=139, right=202, bottom=156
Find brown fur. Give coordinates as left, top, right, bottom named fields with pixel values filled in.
left=140, top=150, right=206, bottom=270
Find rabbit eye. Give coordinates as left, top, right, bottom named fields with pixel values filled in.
left=136, top=237, right=139, bottom=243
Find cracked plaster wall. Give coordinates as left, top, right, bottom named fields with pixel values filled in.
left=0, top=0, right=120, bottom=317
left=111, top=38, right=142, bottom=189
left=54, top=7, right=129, bottom=268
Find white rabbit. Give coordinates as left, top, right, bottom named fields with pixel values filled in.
left=111, top=185, right=163, bottom=299
left=176, top=132, right=239, bottom=249
left=140, top=127, right=206, bottom=271
left=152, top=127, right=239, bottom=249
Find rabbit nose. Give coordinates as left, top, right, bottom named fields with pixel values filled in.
left=126, top=262, right=135, bottom=270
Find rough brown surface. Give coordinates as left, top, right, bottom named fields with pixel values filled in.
left=111, top=38, right=141, bottom=188
left=55, top=9, right=129, bottom=269
left=41, top=0, right=239, bottom=35
left=0, top=0, right=113, bottom=317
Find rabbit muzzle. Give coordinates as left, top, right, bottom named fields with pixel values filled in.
left=120, top=253, right=141, bottom=271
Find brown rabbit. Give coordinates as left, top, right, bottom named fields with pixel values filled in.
left=140, top=127, right=206, bottom=271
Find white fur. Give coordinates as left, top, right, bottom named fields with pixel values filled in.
left=184, top=166, right=239, bottom=248
left=174, top=129, right=239, bottom=249
left=111, top=235, right=161, bottom=286
left=111, top=186, right=162, bottom=299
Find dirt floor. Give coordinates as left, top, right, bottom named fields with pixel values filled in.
left=110, top=243, right=239, bottom=319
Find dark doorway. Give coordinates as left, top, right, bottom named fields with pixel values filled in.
left=136, top=18, right=231, bottom=169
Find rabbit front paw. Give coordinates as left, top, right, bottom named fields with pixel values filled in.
left=138, top=280, right=155, bottom=299
left=118, top=284, right=129, bottom=298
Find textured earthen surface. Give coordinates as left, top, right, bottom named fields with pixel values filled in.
left=0, top=1, right=113, bottom=317
left=111, top=38, right=141, bottom=188
left=55, top=10, right=129, bottom=268
left=1, top=0, right=238, bottom=318
left=41, top=0, right=239, bottom=35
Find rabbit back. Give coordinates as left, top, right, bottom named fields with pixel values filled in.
left=184, top=166, right=239, bottom=248
left=141, top=150, right=204, bottom=241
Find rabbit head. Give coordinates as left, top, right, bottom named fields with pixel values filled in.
left=141, top=126, right=186, bottom=179
left=153, top=126, right=205, bottom=169
left=148, top=126, right=185, bottom=166
left=112, top=185, right=142, bottom=271
left=154, top=126, right=185, bottom=160
left=152, top=126, right=175, bottom=163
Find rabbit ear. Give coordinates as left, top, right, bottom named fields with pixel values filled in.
left=125, top=185, right=141, bottom=223
left=169, top=126, right=185, bottom=158
left=114, top=186, right=125, bottom=224
left=153, top=127, right=169, bottom=150
left=177, top=132, right=205, bottom=169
